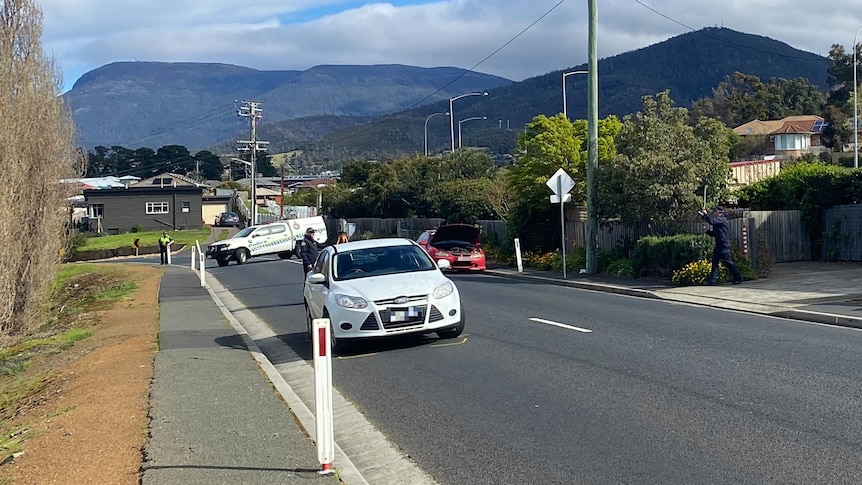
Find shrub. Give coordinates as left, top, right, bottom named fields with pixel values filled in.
left=605, top=259, right=634, bottom=278
left=672, top=259, right=728, bottom=286
left=632, top=234, right=713, bottom=278
left=130, top=224, right=146, bottom=233
left=755, top=231, right=773, bottom=277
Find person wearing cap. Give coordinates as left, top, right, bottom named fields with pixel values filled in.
left=299, top=227, right=321, bottom=275
left=157, top=230, right=173, bottom=265
left=697, top=205, right=742, bottom=285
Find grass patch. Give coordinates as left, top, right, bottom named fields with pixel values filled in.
left=216, top=229, right=230, bottom=241
left=76, top=228, right=211, bottom=251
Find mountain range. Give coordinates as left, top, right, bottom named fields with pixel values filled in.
left=64, top=63, right=512, bottom=150
left=65, top=27, right=831, bottom=163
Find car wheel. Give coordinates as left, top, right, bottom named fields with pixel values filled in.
left=278, top=251, right=293, bottom=260
left=216, top=258, right=229, bottom=267
left=236, top=248, right=249, bottom=265
left=437, top=304, right=465, bottom=339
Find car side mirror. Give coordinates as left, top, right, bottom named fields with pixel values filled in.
left=437, top=259, right=451, bottom=270
left=307, top=273, right=326, bottom=284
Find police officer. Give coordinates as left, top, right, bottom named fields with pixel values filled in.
left=698, top=206, right=742, bottom=285
left=158, top=231, right=173, bottom=265
left=299, top=227, right=321, bottom=275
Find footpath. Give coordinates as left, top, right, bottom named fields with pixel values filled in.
left=143, top=257, right=862, bottom=484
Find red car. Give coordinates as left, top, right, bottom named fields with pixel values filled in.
left=416, top=224, right=486, bottom=271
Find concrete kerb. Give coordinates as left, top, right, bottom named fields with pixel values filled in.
left=200, top=272, right=369, bottom=485
left=484, top=269, right=862, bottom=331
left=484, top=269, right=660, bottom=300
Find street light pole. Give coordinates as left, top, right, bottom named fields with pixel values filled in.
left=458, top=116, right=486, bottom=149
left=449, top=92, right=488, bottom=153
left=854, top=28, right=862, bottom=169
left=562, top=70, right=588, bottom=120
left=424, top=111, right=449, bottom=157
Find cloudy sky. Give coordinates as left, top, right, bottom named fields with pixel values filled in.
left=39, top=0, right=861, bottom=93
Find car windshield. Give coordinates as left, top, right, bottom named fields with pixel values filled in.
left=334, top=245, right=436, bottom=280
left=233, top=227, right=255, bottom=238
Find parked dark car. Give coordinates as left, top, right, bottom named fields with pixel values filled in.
left=215, top=211, right=240, bottom=227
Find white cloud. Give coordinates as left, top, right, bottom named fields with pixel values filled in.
left=38, top=0, right=862, bottom=91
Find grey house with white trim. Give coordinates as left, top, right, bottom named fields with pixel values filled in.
left=83, top=173, right=208, bottom=232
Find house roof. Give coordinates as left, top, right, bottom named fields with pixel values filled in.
left=774, top=122, right=812, bottom=134
left=293, top=178, right=336, bottom=190
left=135, top=172, right=210, bottom=188
left=734, top=115, right=826, bottom=136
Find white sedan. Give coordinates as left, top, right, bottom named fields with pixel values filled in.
left=303, top=238, right=464, bottom=352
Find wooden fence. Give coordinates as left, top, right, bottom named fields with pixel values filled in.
left=821, top=205, right=862, bottom=261
left=330, top=205, right=862, bottom=263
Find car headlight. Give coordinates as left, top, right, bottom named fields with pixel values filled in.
left=432, top=281, right=454, bottom=299
left=335, top=294, right=368, bottom=309
left=435, top=250, right=450, bottom=257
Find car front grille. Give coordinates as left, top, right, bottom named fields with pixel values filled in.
left=360, top=313, right=379, bottom=331
left=374, top=294, right=426, bottom=306
left=378, top=305, right=427, bottom=329
left=428, top=305, right=444, bottom=323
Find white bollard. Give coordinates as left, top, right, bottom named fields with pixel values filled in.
left=196, top=240, right=205, bottom=287
left=514, top=238, right=524, bottom=273
left=166, top=242, right=172, bottom=265
left=312, top=318, right=335, bottom=475
left=190, top=246, right=197, bottom=271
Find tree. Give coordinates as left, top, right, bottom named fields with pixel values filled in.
left=690, top=72, right=824, bottom=128
left=0, top=0, right=82, bottom=336
left=193, top=150, right=223, bottom=180
left=598, top=91, right=731, bottom=227
left=506, top=114, right=620, bottom=251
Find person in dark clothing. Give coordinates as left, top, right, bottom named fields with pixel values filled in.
left=158, top=231, right=173, bottom=265
left=698, top=205, right=742, bottom=285
left=299, top=227, right=321, bottom=275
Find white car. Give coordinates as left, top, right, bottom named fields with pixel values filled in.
left=303, top=238, right=464, bottom=351
left=206, top=217, right=327, bottom=266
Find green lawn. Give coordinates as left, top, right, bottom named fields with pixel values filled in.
left=77, top=228, right=213, bottom=251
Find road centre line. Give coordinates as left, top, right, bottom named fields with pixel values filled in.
left=529, top=317, right=592, bottom=333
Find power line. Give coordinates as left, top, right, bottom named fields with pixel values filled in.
left=402, top=0, right=567, bottom=112
left=632, top=0, right=825, bottom=62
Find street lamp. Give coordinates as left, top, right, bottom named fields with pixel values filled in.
left=854, top=28, right=862, bottom=169
left=458, top=116, right=486, bottom=149
left=315, top=183, right=326, bottom=215
left=449, top=92, right=488, bottom=152
left=562, top=70, right=588, bottom=120
left=424, top=111, right=449, bottom=157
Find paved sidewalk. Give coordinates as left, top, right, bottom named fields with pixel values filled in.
left=142, top=266, right=338, bottom=485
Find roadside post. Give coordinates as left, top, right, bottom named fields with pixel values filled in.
left=196, top=241, right=205, bottom=287
left=514, top=238, right=524, bottom=273
left=190, top=245, right=197, bottom=271
left=312, top=318, right=335, bottom=475
left=166, top=241, right=172, bottom=265
left=547, top=168, right=575, bottom=279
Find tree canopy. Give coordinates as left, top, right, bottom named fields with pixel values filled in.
left=597, top=91, right=732, bottom=226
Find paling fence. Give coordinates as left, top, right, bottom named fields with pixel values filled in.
left=821, top=205, right=862, bottom=261
left=321, top=205, right=862, bottom=262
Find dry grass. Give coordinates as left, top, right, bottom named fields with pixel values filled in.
left=0, top=0, right=84, bottom=339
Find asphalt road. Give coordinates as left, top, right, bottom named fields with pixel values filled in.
left=199, top=253, right=862, bottom=484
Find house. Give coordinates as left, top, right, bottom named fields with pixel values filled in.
left=733, top=115, right=827, bottom=159
left=83, top=173, right=209, bottom=233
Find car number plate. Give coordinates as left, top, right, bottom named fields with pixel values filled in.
left=390, top=306, right=424, bottom=322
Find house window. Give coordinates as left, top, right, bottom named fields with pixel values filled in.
left=181, top=200, right=190, bottom=213
left=146, top=202, right=169, bottom=214
left=90, top=204, right=104, bottom=218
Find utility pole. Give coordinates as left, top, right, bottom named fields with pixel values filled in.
left=237, top=100, right=269, bottom=226
left=280, top=163, right=285, bottom=219
left=585, top=0, right=599, bottom=274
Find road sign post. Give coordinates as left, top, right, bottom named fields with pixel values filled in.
left=312, top=318, right=335, bottom=475
left=547, top=168, right=575, bottom=279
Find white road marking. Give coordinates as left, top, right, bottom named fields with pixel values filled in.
left=529, top=317, right=592, bottom=333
